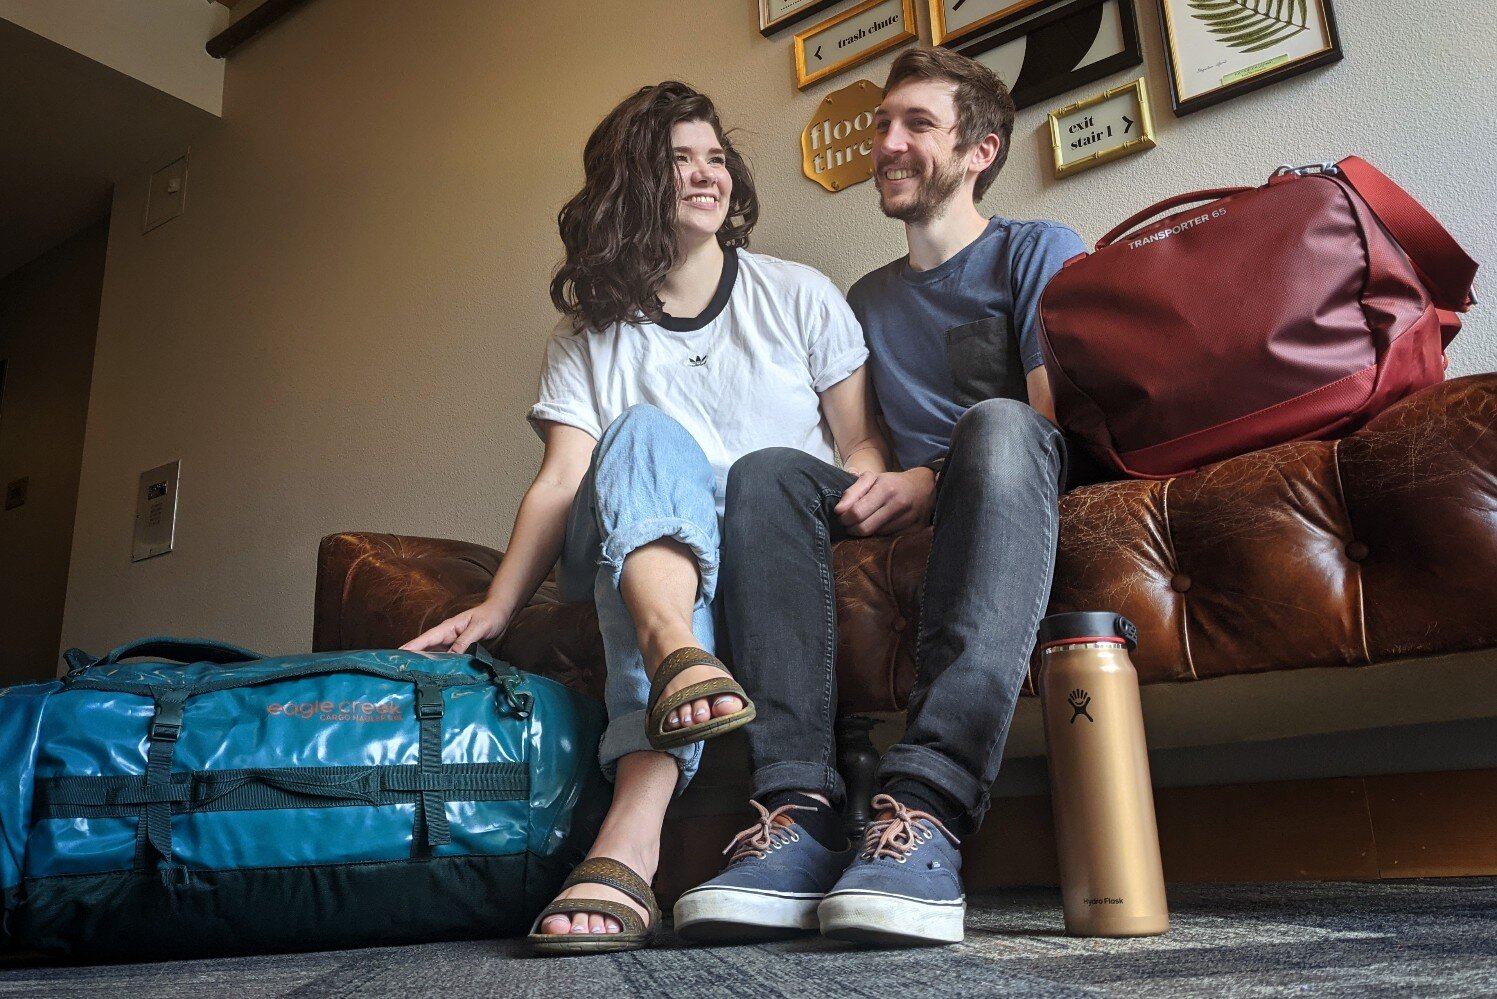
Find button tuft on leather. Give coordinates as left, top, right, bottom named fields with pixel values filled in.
left=1170, top=574, right=1192, bottom=593
left=892, top=616, right=907, bottom=633
left=1345, top=541, right=1369, bottom=562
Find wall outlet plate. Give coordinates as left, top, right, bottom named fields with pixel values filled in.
left=132, top=461, right=180, bottom=561
left=144, top=155, right=188, bottom=233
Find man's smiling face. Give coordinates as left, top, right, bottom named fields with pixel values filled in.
left=872, top=77, right=972, bottom=226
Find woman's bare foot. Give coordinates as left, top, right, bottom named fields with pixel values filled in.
left=661, top=655, right=744, bottom=732
left=537, top=753, right=672, bottom=937
left=538, top=844, right=656, bottom=936
left=619, top=541, right=744, bottom=734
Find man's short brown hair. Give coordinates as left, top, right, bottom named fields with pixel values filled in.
left=882, top=46, right=1016, bottom=201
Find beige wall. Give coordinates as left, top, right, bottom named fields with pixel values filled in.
left=0, top=223, right=106, bottom=680
left=0, top=0, right=227, bottom=115
left=62, top=2, right=1494, bottom=738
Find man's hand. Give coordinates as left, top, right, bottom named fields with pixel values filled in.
left=834, top=467, right=937, bottom=537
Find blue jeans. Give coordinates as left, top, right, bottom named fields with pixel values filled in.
left=721, top=398, right=1068, bottom=831
left=557, top=405, right=721, bottom=793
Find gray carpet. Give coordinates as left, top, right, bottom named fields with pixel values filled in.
left=3, top=879, right=1495, bottom=997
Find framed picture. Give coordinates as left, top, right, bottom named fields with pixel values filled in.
left=929, top=0, right=1059, bottom=47
left=795, top=0, right=917, bottom=90
left=760, top=0, right=844, bottom=37
left=956, top=0, right=1142, bottom=110
left=1048, top=77, right=1156, bottom=178
left=1157, top=0, right=1342, bottom=116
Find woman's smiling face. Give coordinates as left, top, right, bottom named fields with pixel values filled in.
left=672, top=119, right=732, bottom=243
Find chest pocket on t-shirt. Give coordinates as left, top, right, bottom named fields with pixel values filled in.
left=944, top=317, right=1027, bottom=408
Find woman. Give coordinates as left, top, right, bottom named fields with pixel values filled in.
left=403, top=81, right=889, bottom=954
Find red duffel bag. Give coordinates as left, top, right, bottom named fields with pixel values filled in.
left=1038, top=157, right=1479, bottom=479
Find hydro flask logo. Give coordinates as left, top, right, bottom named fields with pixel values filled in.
left=1068, top=688, right=1093, bottom=724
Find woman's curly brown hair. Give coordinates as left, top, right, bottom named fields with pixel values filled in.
left=550, top=81, right=759, bottom=333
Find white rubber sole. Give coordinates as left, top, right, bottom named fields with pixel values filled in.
left=817, top=889, right=966, bottom=946
left=673, top=885, right=822, bottom=942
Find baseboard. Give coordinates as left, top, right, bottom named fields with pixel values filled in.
left=965, top=767, right=1497, bottom=888
left=658, top=767, right=1497, bottom=904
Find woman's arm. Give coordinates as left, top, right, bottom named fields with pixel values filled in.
left=819, top=365, right=936, bottom=536
left=819, top=365, right=892, bottom=475
left=402, top=421, right=595, bottom=654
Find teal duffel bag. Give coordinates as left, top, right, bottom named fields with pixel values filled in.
left=0, top=636, right=609, bottom=960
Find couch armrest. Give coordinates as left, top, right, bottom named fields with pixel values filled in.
left=313, top=531, right=606, bottom=700
left=313, top=533, right=503, bottom=653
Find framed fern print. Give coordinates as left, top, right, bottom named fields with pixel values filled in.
left=1157, top=0, right=1342, bottom=115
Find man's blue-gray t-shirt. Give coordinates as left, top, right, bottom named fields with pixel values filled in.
left=847, top=216, right=1084, bottom=470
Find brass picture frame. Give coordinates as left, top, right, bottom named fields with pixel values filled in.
left=929, top=0, right=1057, bottom=47
left=760, top=0, right=844, bottom=37
left=795, top=0, right=917, bottom=90
left=1157, top=0, right=1343, bottom=116
left=1048, top=77, right=1156, bottom=178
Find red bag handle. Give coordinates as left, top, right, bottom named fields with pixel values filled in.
left=1096, top=187, right=1252, bottom=250
left=1335, top=156, right=1478, bottom=314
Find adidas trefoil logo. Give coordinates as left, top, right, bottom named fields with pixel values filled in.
left=687, top=354, right=708, bottom=367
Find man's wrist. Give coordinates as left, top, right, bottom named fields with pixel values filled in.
left=904, top=464, right=938, bottom=492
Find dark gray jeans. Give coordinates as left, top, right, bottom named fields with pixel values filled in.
left=720, top=398, right=1067, bottom=830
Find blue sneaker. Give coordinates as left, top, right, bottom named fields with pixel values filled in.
left=673, top=801, right=853, bottom=942
left=817, top=794, right=965, bottom=945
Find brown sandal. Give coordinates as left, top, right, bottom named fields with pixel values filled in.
left=645, top=647, right=756, bottom=751
left=527, top=857, right=659, bottom=955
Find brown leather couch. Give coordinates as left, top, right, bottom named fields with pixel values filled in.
left=314, top=375, right=1497, bottom=884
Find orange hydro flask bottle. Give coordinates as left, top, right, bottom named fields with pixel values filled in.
left=1036, top=611, right=1169, bottom=937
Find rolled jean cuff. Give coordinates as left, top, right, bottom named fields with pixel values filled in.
left=598, top=707, right=702, bottom=797
left=877, top=743, right=991, bottom=826
left=599, top=519, right=720, bottom=603
left=751, top=761, right=846, bottom=811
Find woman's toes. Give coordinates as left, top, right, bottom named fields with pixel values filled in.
left=604, top=917, right=621, bottom=933
left=570, top=912, right=590, bottom=934
left=542, top=915, right=573, bottom=935
left=711, top=694, right=744, bottom=718
left=588, top=914, right=607, bottom=934
left=692, top=699, right=710, bottom=723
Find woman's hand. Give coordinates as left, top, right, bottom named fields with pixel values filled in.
left=400, top=600, right=510, bottom=656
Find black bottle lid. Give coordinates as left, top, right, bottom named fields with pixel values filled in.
left=1037, top=611, right=1138, bottom=651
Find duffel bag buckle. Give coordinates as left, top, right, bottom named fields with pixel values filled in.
left=150, top=719, right=182, bottom=742
left=1273, top=161, right=1339, bottom=178
left=150, top=692, right=187, bottom=742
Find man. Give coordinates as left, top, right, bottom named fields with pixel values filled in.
left=674, top=46, right=1085, bottom=946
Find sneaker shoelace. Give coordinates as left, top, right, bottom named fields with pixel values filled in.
left=724, top=800, right=807, bottom=862
left=859, top=793, right=959, bottom=862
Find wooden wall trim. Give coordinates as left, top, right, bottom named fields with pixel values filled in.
left=656, top=768, right=1497, bottom=903
left=964, top=767, right=1497, bottom=889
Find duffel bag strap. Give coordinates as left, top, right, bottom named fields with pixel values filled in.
left=135, top=689, right=190, bottom=885
left=1095, top=187, right=1254, bottom=250
left=1336, top=156, right=1478, bottom=315
left=74, top=636, right=265, bottom=672
left=411, top=681, right=452, bottom=853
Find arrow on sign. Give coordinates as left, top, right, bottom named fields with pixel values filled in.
left=814, top=45, right=823, bottom=60
left=1122, top=115, right=1134, bottom=133
left=954, top=0, right=968, bottom=8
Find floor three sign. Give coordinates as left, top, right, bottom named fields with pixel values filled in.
left=801, top=79, right=881, bottom=193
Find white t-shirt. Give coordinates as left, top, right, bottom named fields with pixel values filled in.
left=528, top=248, right=869, bottom=513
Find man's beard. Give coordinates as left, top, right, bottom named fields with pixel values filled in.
left=877, top=151, right=966, bottom=225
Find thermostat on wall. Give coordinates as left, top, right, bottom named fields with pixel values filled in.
left=132, top=461, right=180, bottom=562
